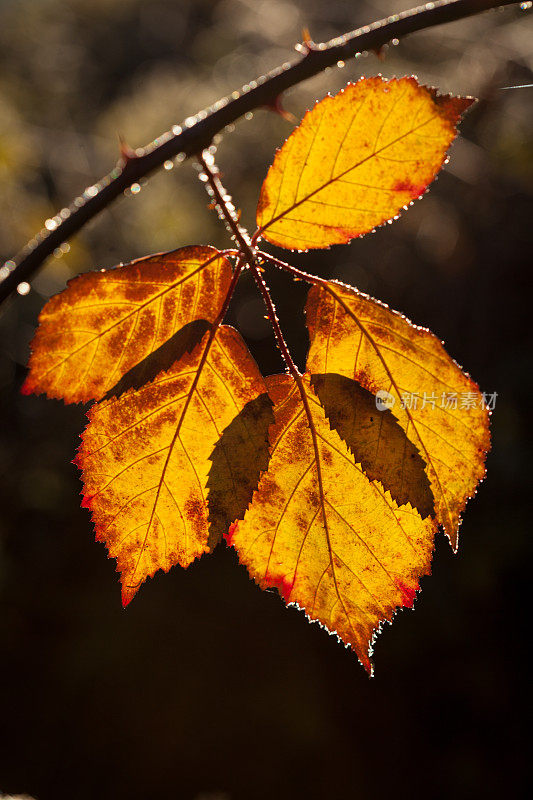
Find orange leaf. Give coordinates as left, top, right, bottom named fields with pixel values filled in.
left=206, top=393, right=274, bottom=549
left=228, top=374, right=436, bottom=673
left=256, top=77, right=473, bottom=250
left=75, top=325, right=266, bottom=605
left=310, top=373, right=434, bottom=519
left=305, top=281, right=491, bottom=549
left=22, top=246, right=232, bottom=403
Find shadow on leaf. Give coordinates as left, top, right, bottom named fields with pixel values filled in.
left=104, top=319, right=210, bottom=400
left=311, top=373, right=434, bottom=518
left=207, top=393, right=275, bottom=549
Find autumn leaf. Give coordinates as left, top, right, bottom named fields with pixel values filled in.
left=227, top=374, right=436, bottom=673
left=75, top=324, right=266, bottom=605
left=305, top=281, right=490, bottom=549
left=22, top=246, right=232, bottom=403
left=310, top=373, right=434, bottom=518
left=256, top=76, right=473, bottom=250
left=206, top=393, right=274, bottom=549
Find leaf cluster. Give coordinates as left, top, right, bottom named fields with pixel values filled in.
left=23, top=77, right=490, bottom=672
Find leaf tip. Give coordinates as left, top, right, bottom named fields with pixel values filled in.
left=224, top=520, right=239, bottom=547
left=121, top=582, right=139, bottom=607
left=434, top=93, right=476, bottom=122
left=20, top=378, right=33, bottom=396
left=395, top=579, right=418, bottom=609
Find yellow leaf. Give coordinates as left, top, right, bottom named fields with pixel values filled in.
left=206, top=393, right=274, bottom=549
left=23, top=246, right=232, bottom=403
left=311, top=373, right=434, bottom=518
left=75, top=325, right=266, bottom=605
left=227, top=374, right=436, bottom=673
left=256, top=77, right=473, bottom=250
left=305, top=281, right=490, bottom=549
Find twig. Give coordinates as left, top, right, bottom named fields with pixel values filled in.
left=0, top=0, right=519, bottom=306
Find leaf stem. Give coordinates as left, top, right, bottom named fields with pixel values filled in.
left=197, top=153, right=338, bottom=573
left=197, top=153, right=302, bottom=381
left=257, top=250, right=328, bottom=287
left=197, top=153, right=254, bottom=257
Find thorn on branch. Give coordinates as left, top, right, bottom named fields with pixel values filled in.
left=294, top=28, right=318, bottom=55
left=118, top=134, right=137, bottom=164
left=263, top=95, right=297, bottom=124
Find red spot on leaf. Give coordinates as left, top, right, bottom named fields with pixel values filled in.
left=121, top=582, right=138, bottom=608
left=393, top=179, right=425, bottom=197
left=80, top=493, right=94, bottom=509
left=266, top=572, right=295, bottom=602
left=224, top=521, right=239, bottom=547
left=396, top=580, right=417, bottom=608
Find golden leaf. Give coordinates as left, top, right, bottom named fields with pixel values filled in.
left=256, top=76, right=473, bottom=250
left=206, top=393, right=274, bottom=549
left=311, top=373, right=434, bottom=518
left=306, top=281, right=490, bottom=549
left=75, top=325, right=266, bottom=605
left=23, top=246, right=231, bottom=403
left=227, top=374, right=436, bottom=673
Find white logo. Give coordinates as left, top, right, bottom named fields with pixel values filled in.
left=375, top=390, right=395, bottom=411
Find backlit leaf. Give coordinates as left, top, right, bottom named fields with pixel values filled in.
left=306, top=281, right=490, bottom=549
left=23, top=246, right=231, bottom=403
left=206, top=393, right=274, bottom=549
left=256, top=76, right=472, bottom=250
left=310, top=373, right=434, bottom=518
left=75, top=325, right=266, bottom=605
left=227, top=374, right=436, bottom=673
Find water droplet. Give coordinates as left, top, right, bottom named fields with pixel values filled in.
left=17, top=281, right=30, bottom=295
left=45, top=218, right=57, bottom=231
left=245, top=112, right=253, bottom=121
left=172, top=125, right=182, bottom=136
left=131, top=183, right=141, bottom=194
left=391, top=38, right=399, bottom=46
left=337, top=60, right=345, bottom=68
left=175, top=152, right=186, bottom=163
left=184, top=116, right=196, bottom=128
left=164, top=160, right=174, bottom=170
left=85, top=185, right=98, bottom=198
left=520, top=1, right=531, bottom=8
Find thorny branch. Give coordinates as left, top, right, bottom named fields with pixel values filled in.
left=0, top=0, right=520, bottom=307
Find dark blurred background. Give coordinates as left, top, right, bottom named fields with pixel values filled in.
left=0, top=1, right=531, bottom=798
